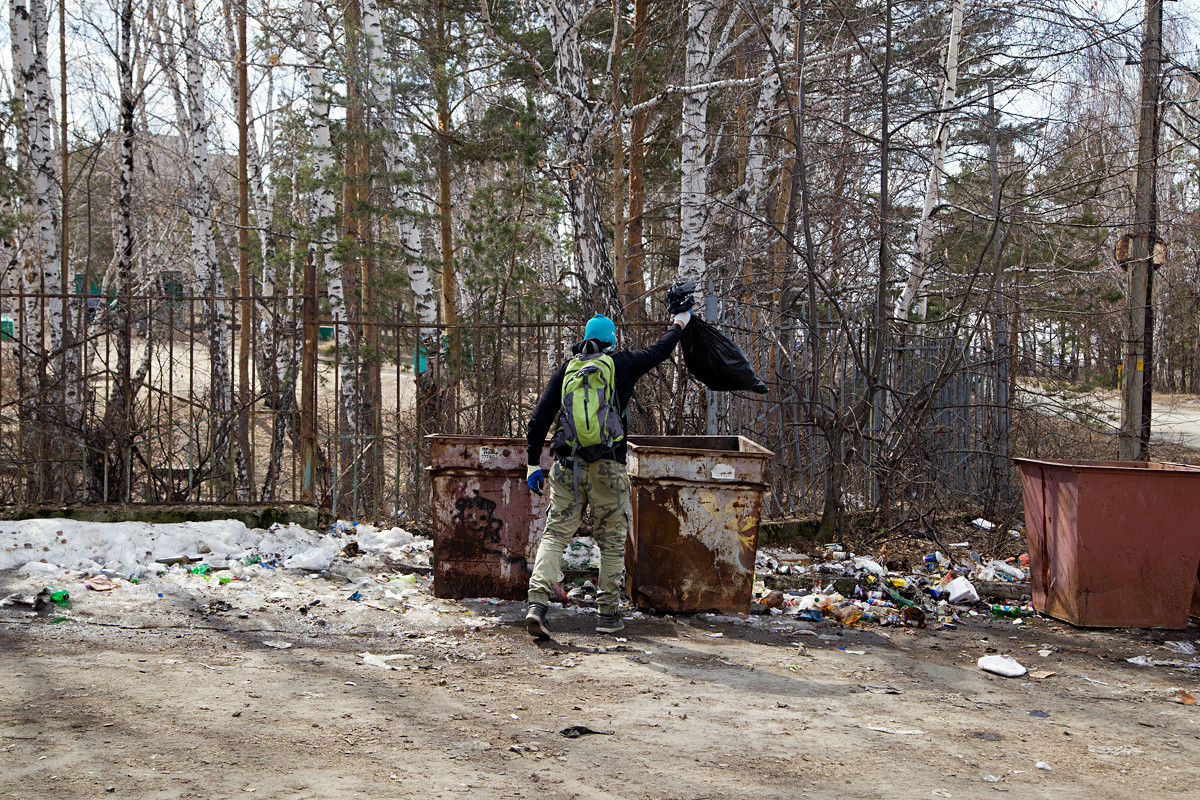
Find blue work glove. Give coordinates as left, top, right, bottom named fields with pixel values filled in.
left=526, top=465, right=544, bottom=496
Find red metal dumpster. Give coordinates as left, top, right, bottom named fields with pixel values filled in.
left=427, top=435, right=551, bottom=600
left=625, top=436, right=773, bottom=614
left=1016, top=458, right=1200, bottom=629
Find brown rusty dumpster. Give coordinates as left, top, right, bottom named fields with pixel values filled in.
left=625, top=436, right=773, bottom=614
left=427, top=435, right=551, bottom=600
left=1016, top=458, right=1200, bottom=629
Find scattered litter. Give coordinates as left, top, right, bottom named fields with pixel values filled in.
left=262, top=640, right=292, bottom=649
left=1079, top=675, right=1109, bottom=686
left=284, top=547, right=333, bottom=571
left=972, top=518, right=996, bottom=531
left=1028, top=710, right=1049, bottom=718
left=359, top=652, right=410, bottom=670
left=978, top=655, right=1027, bottom=677
left=1164, top=641, right=1197, bottom=656
left=85, top=575, right=120, bottom=591
left=1127, top=655, right=1183, bottom=667
left=865, top=725, right=926, bottom=735
left=947, top=577, right=979, bottom=604
left=1027, top=670, right=1056, bottom=680
left=703, top=632, right=724, bottom=638
left=981, top=774, right=1000, bottom=783
left=559, top=725, right=613, bottom=738
left=1173, top=690, right=1195, bottom=705
left=1036, top=762, right=1052, bottom=771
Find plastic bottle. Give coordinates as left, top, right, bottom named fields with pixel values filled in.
left=49, top=588, right=70, bottom=607
left=990, top=604, right=1024, bottom=618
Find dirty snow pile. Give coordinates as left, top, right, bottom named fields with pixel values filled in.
left=0, top=518, right=430, bottom=579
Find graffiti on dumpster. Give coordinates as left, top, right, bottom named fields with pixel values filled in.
left=452, top=494, right=504, bottom=545
left=443, top=492, right=530, bottom=582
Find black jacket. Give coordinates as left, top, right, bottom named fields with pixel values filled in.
left=526, top=325, right=682, bottom=465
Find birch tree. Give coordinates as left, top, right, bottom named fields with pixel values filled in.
left=10, top=0, right=64, bottom=356
left=677, top=0, right=719, bottom=291
left=737, top=0, right=788, bottom=251
left=361, top=0, right=441, bottom=429
left=181, top=0, right=246, bottom=497
left=9, top=0, right=67, bottom=498
left=894, top=0, right=964, bottom=324
left=534, top=0, right=618, bottom=315
left=303, top=0, right=358, bottom=487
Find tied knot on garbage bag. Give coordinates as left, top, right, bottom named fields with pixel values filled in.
left=667, top=281, right=768, bottom=395
left=666, top=280, right=696, bottom=314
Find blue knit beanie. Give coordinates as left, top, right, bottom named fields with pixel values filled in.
left=583, top=313, right=616, bottom=346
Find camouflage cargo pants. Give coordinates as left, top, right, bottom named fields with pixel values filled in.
left=527, top=458, right=631, bottom=614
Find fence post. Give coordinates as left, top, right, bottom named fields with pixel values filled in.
left=705, top=287, right=718, bottom=435
left=300, top=249, right=317, bottom=503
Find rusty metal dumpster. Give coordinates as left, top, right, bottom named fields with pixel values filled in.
left=427, top=435, right=551, bottom=600
left=1016, top=458, right=1200, bottom=629
left=625, top=436, right=773, bottom=614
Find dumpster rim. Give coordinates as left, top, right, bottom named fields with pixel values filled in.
left=1014, top=457, right=1200, bottom=474
left=628, top=435, right=774, bottom=460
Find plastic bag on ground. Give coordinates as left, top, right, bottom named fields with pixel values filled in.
left=978, top=654, right=1027, bottom=677
left=680, top=317, right=768, bottom=394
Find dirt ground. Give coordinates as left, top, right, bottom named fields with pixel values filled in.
left=3, top=569, right=1199, bottom=800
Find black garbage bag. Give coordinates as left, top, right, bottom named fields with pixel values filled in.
left=680, top=317, right=768, bottom=394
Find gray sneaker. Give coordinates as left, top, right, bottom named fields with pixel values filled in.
left=596, top=611, right=625, bottom=634
left=525, top=602, right=551, bottom=640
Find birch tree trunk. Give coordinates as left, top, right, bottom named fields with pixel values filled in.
left=362, top=0, right=441, bottom=436
left=739, top=0, right=787, bottom=243
left=894, top=0, right=963, bottom=323
left=90, top=0, right=137, bottom=501
left=12, top=0, right=84, bottom=497
left=624, top=0, right=650, bottom=321
left=678, top=0, right=718, bottom=291
left=304, top=0, right=357, bottom=499
left=537, top=0, right=618, bottom=317
left=182, top=0, right=239, bottom=498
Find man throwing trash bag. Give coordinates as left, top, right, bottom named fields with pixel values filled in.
left=524, top=289, right=693, bottom=639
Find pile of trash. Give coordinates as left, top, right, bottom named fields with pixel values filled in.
left=752, top=537, right=1032, bottom=629
left=0, top=517, right=431, bottom=578
left=0, top=517, right=491, bottom=631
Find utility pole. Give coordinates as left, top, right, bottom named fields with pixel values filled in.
left=1118, top=0, right=1164, bottom=461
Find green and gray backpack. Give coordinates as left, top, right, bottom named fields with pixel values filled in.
left=551, top=352, right=625, bottom=463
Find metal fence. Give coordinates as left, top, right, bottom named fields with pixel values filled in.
left=0, top=284, right=1011, bottom=526
left=706, top=301, right=1012, bottom=522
